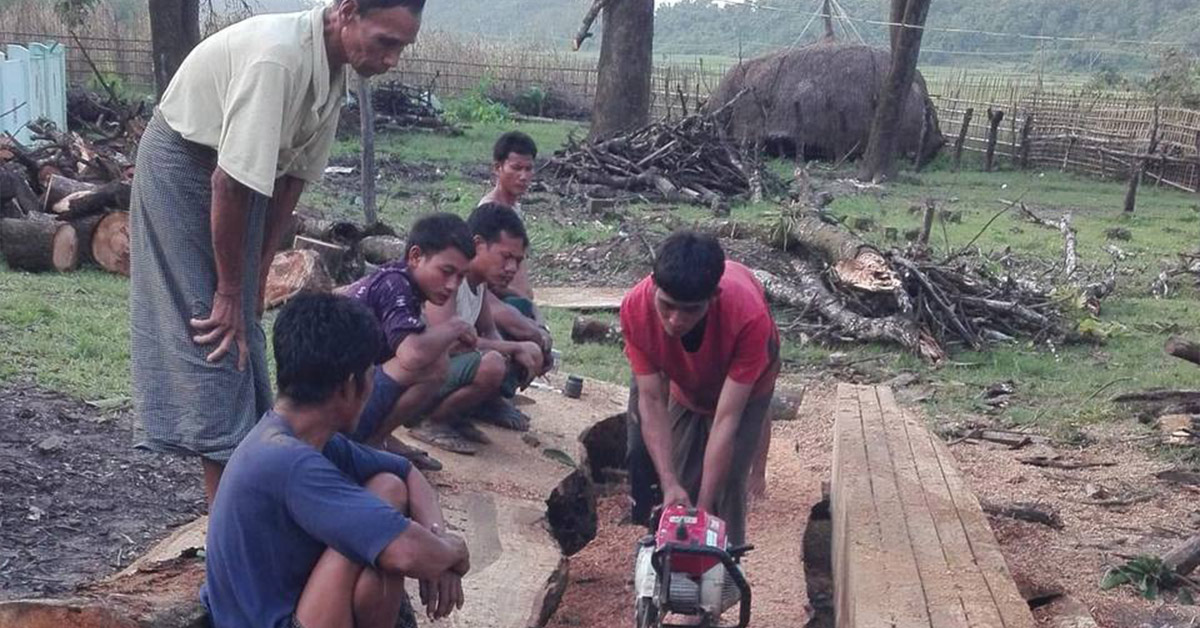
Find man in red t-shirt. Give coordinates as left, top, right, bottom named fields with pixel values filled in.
left=620, top=231, right=779, bottom=546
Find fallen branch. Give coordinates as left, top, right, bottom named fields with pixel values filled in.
left=1018, top=457, right=1116, bottom=470
left=981, top=500, right=1064, bottom=529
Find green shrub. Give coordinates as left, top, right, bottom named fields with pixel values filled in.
left=444, top=78, right=510, bottom=125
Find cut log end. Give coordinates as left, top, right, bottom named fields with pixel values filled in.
left=1, top=218, right=80, bottom=273
left=53, top=226, right=80, bottom=271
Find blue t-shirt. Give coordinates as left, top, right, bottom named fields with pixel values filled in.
left=201, top=411, right=413, bottom=628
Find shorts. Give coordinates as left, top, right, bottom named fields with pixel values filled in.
left=437, top=351, right=524, bottom=400
left=350, top=367, right=408, bottom=442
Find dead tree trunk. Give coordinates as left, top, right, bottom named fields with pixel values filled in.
left=1, top=218, right=80, bottom=272
left=1124, top=104, right=1161, bottom=214
left=859, top=0, right=932, bottom=182
left=984, top=108, right=1005, bottom=172
left=148, top=0, right=201, bottom=99
left=953, top=107, right=973, bottom=172
left=1018, top=113, right=1034, bottom=169
left=588, top=0, right=655, bottom=140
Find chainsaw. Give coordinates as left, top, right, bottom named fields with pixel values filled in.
left=632, top=505, right=752, bottom=628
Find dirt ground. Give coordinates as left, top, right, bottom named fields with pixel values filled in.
left=551, top=374, right=1200, bottom=628
left=0, top=380, right=203, bottom=600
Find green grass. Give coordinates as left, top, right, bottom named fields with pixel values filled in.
left=0, top=268, right=132, bottom=398
left=4, top=120, right=1199, bottom=451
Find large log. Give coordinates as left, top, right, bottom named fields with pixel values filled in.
left=42, top=174, right=96, bottom=210
left=720, top=212, right=900, bottom=293
left=359, top=235, right=406, bottom=265
left=263, top=249, right=334, bottom=310
left=0, top=167, right=39, bottom=215
left=754, top=262, right=944, bottom=361
left=1165, top=336, right=1200, bottom=368
left=49, top=180, right=132, bottom=220
left=1, top=218, right=80, bottom=272
left=72, top=211, right=131, bottom=276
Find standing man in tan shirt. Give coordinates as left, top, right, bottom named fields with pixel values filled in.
left=130, top=0, right=425, bottom=506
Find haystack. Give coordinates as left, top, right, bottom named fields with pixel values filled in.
left=707, top=42, right=943, bottom=164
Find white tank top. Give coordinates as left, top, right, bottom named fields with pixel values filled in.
left=455, top=280, right=486, bottom=327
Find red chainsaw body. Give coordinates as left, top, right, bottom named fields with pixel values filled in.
left=654, top=505, right=728, bottom=576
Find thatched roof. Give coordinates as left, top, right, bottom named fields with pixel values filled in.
left=707, top=42, right=943, bottom=164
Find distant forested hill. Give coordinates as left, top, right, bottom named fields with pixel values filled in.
left=420, top=0, right=1200, bottom=70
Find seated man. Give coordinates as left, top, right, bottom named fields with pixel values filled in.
left=202, top=292, right=470, bottom=628
left=621, top=231, right=780, bottom=547
left=340, top=213, right=479, bottom=470
left=478, top=131, right=553, bottom=361
left=413, top=203, right=548, bottom=455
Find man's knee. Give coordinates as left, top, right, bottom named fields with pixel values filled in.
left=365, top=473, right=408, bottom=510
left=474, top=351, right=507, bottom=391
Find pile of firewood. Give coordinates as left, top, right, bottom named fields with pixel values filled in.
left=342, top=80, right=458, bottom=134
left=543, top=99, right=772, bottom=206
left=1, top=120, right=133, bottom=276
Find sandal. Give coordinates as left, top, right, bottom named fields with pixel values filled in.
left=408, top=424, right=479, bottom=455
left=452, top=420, right=492, bottom=445
left=380, top=435, right=443, bottom=472
left=474, top=398, right=531, bottom=432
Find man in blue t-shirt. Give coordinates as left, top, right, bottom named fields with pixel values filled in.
left=201, top=292, right=471, bottom=628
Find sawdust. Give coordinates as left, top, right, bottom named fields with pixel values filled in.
left=552, top=375, right=823, bottom=628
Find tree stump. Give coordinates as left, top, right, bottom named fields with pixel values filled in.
left=1, top=218, right=79, bottom=272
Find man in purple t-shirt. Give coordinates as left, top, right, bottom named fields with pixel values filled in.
left=340, top=213, right=478, bottom=468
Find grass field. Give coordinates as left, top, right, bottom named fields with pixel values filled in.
left=3, top=118, right=1198, bottom=444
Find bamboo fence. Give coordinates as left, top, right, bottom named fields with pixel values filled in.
left=927, top=72, right=1200, bottom=193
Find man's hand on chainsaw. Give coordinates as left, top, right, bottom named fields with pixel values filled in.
left=661, top=482, right=691, bottom=509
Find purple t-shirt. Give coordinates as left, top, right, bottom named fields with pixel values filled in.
left=344, top=261, right=426, bottom=354
left=200, top=411, right=412, bottom=628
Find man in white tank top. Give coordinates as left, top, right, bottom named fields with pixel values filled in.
left=477, top=132, right=554, bottom=359
left=411, top=204, right=548, bottom=454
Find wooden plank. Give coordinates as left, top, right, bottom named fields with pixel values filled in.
left=854, top=385, right=931, bottom=626
left=533, top=286, right=627, bottom=311
left=832, top=384, right=871, bottom=628
left=875, top=386, right=968, bottom=628
left=928, top=421, right=1037, bottom=627
left=879, top=386, right=1005, bottom=627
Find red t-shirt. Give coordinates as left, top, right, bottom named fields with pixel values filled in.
left=620, top=261, right=780, bottom=414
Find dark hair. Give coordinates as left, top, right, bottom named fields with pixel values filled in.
left=407, top=212, right=474, bottom=260
left=652, top=231, right=726, bottom=302
left=492, top=131, right=538, bottom=163
left=468, top=203, right=529, bottom=248
left=352, top=0, right=426, bottom=15
left=274, top=293, right=384, bottom=405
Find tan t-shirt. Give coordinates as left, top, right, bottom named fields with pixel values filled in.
left=158, top=6, right=346, bottom=197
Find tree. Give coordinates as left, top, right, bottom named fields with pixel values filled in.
left=149, top=0, right=202, bottom=98
left=858, top=0, right=932, bottom=183
left=575, top=0, right=655, bottom=140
